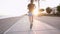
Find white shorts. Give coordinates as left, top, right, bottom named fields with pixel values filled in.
left=28, top=12, right=33, bottom=16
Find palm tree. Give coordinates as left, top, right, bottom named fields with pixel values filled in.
left=57, top=6, right=60, bottom=13
left=56, top=5, right=60, bottom=15
left=46, top=7, right=52, bottom=14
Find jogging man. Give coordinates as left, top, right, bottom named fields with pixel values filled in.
left=28, top=2, right=35, bottom=29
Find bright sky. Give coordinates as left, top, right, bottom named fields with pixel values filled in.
left=0, top=0, right=60, bottom=16
left=40, top=0, right=60, bottom=9
left=0, top=0, right=29, bottom=16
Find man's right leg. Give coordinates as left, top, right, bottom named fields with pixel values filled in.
left=29, top=16, right=33, bottom=29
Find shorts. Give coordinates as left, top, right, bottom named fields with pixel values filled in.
left=28, top=12, right=33, bottom=16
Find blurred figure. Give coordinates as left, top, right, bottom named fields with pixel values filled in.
left=28, top=3, right=35, bottom=29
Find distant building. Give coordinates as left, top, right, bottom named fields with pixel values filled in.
left=51, top=7, right=58, bottom=14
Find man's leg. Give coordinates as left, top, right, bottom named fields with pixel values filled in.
left=30, top=24, right=33, bottom=29
left=30, top=16, right=33, bottom=29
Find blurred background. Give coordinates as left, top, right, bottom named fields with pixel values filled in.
left=0, top=0, right=60, bottom=17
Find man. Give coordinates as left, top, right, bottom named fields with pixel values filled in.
left=28, top=3, right=35, bottom=29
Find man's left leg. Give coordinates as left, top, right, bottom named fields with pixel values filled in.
left=30, top=16, right=33, bottom=29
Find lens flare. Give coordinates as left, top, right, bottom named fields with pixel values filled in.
left=33, top=8, right=39, bottom=16
left=32, top=2, right=39, bottom=16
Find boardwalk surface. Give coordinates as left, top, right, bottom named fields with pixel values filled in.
left=4, top=15, right=60, bottom=34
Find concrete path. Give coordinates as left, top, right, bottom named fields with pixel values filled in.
left=36, top=16, right=60, bottom=29
left=4, top=15, right=60, bottom=34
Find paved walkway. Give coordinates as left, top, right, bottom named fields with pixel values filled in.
left=4, top=15, right=60, bottom=34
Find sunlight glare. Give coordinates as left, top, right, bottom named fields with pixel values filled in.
left=33, top=8, right=39, bottom=16
left=32, top=2, right=39, bottom=16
